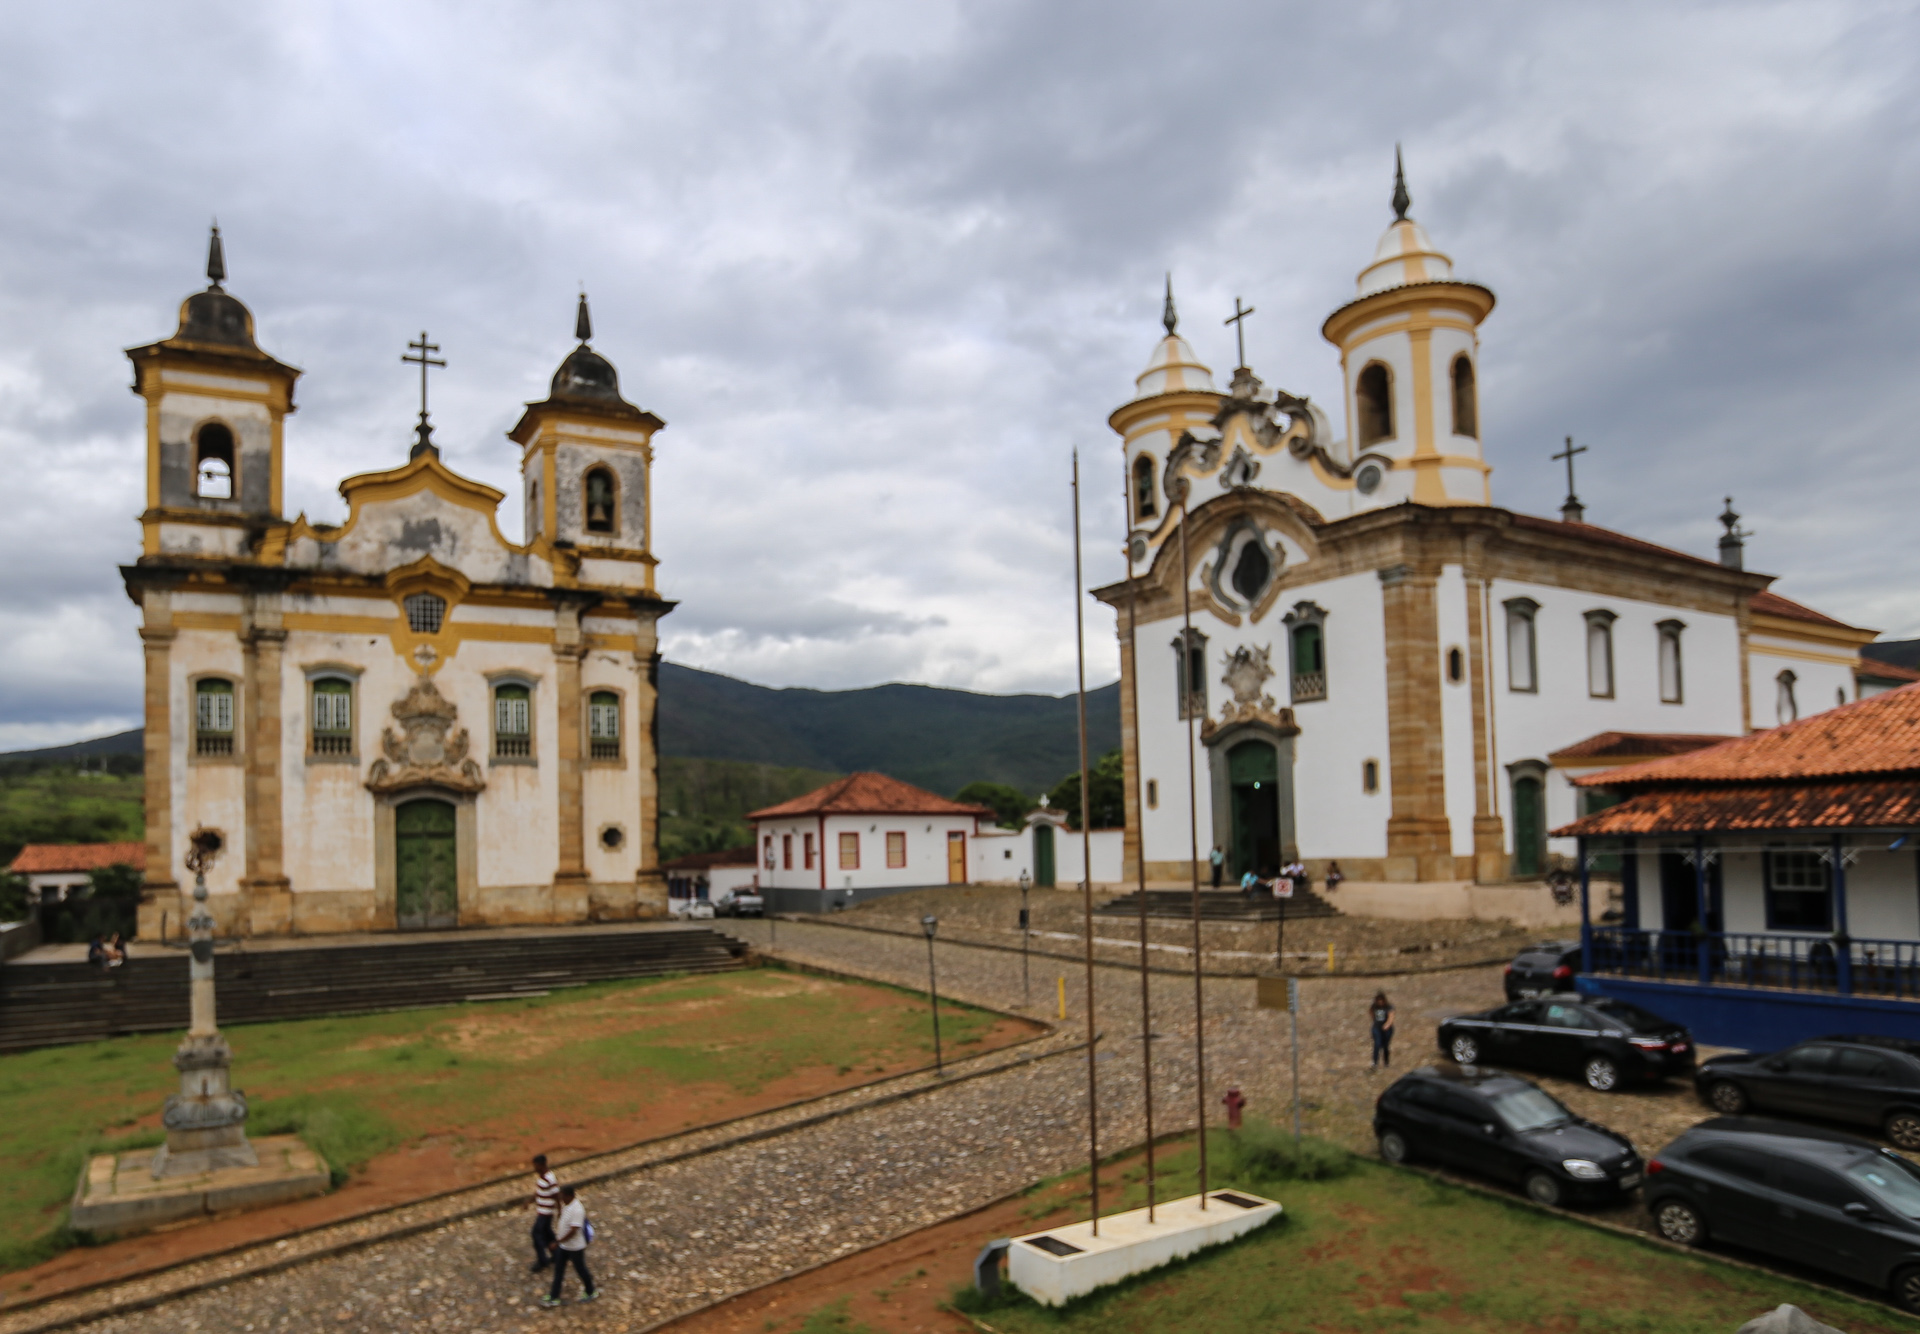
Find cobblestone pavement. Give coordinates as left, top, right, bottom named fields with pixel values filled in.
left=41, top=916, right=1716, bottom=1333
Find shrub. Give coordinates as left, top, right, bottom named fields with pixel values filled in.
left=1216, top=1120, right=1354, bottom=1185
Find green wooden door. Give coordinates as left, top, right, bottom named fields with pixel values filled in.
left=1228, top=741, right=1281, bottom=877
left=1034, top=824, right=1056, bottom=888
left=396, top=799, right=458, bottom=929
left=1511, top=776, right=1545, bottom=879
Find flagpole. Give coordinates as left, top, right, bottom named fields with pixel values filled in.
left=1177, top=484, right=1209, bottom=1208
left=1071, top=449, right=1100, bottom=1235
left=1123, top=492, right=1157, bottom=1222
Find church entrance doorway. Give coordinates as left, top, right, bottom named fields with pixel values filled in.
left=947, top=831, right=967, bottom=884
left=395, top=798, right=458, bottom=929
left=1511, top=774, right=1545, bottom=878
left=1034, top=824, right=1056, bottom=887
left=1228, top=741, right=1280, bottom=879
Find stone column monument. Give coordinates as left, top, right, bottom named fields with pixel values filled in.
left=151, top=827, right=257, bottom=1177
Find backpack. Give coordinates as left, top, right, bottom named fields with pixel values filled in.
left=583, top=1217, right=595, bottom=1244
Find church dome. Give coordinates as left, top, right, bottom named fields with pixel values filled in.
left=1133, top=332, right=1215, bottom=399
left=1356, top=217, right=1455, bottom=296
left=173, top=287, right=260, bottom=351
left=549, top=344, right=626, bottom=405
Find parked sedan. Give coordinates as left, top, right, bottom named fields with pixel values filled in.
left=1374, top=1064, right=1642, bottom=1207
left=1505, top=940, right=1581, bottom=1000
left=1438, top=995, right=1695, bottom=1091
left=1695, top=1035, right=1920, bottom=1150
left=1645, top=1117, right=1920, bottom=1312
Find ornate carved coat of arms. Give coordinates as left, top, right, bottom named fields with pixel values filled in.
left=365, top=676, right=486, bottom=794
left=1202, top=644, right=1298, bottom=740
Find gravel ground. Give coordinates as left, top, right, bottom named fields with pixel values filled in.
left=35, top=915, right=1723, bottom=1334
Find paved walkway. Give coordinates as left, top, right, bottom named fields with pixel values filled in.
left=22, top=917, right=1641, bottom=1334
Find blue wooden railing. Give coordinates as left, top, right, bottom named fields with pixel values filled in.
left=1584, top=926, right=1920, bottom=1000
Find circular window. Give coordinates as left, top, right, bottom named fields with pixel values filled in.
left=1229, top=541, right=1271, bottom=601
left=600, top=826, right=625, bottom=850
left=1355, top=463, right=1383, bottom=496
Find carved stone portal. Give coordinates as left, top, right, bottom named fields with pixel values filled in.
left=366, top=676, right=486, bottom=794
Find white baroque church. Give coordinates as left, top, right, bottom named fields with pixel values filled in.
left=126, top=231, right=670, bottom=937
left=1094, top=161, right=1878, bottom=889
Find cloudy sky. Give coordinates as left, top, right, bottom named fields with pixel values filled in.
left=2, top=1, right=1917, bottom=748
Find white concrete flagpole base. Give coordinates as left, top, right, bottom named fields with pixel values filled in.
left=1007, top=1189, right=1282, bottom=1306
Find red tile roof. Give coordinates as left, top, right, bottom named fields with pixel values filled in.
left=1861, top=659, right=1920, bottom=685
left=1750, top=589, right=1856, bottom=629
left=1570, top=683, right=1920, bottom=789
left=1508, top=514, right=1729, bottom=572
left=660, top=847, right=758, bottom=872
left=1550, top=732, right=1734, bottom=764
left=9, top=842, right=145, bottom=875
left=746, top=772, right=992, bottom=821
left=1556, top=780, right=1920, bottom=837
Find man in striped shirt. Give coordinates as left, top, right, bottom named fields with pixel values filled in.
left=530, top=1154, right=559, bottom=1272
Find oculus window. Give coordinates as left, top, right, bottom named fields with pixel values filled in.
left=310, top=678, right=353, bottom=755
left=195, top=678, right=235, bottom=756
left=493, top=682, right=532, bottom=758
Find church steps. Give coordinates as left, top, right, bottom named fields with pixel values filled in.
left=0, top=928, right=746, bottom=1052
left=1093, top=889, right=1340, bottom=922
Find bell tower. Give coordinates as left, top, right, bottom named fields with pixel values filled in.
left=509, top=295, right=664, bottom=591
left=126, top=227, right=301, bottom=559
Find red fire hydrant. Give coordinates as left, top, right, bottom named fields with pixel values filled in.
left=1222, top=1086, right=1247, bottom=1131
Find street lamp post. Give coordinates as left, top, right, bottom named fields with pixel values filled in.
left=922, top=913, right=944, bottom=1074
left=1017, top=869, right=1032, bottom=1007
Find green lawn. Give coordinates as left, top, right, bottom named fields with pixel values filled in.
left=0, top=967, right=998, bottom=1273
left=957, top=1127, right=1914, bottom=1334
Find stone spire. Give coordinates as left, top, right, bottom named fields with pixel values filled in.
left=575, top=290, right=592, bottom=343
left=1391, top=145, right=1411, bottom=221
left=1718, top=496, right=1750, bottom=569
left=1162, top=273, right=1178, bottom=335
left=206, top=223, right=227, bottom=290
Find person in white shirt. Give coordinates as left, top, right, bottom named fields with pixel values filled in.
left=540, top=1186, right=597, bottom=1306
left=529, top=1155, right=558, bottom=1273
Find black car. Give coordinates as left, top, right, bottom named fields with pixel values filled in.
left=1374, top=1064, right=1642, bottom=1207
left=1505, top=940, right=1581, bottom=1000
left=1645, top=1117, right=1920, bottom=1311
left=1695, top=1035, right=1920, bottom=1150
left=1438, top=994, right=1695, bottom=1091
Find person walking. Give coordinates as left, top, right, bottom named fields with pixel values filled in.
left=541, top=1185, right=597, bottom=1306
left=1209, top=845, right=1225, bottom=889
left=528, top=1154, right=559, bottom=1272
left=1369, top=991, right=1396, bottom=1070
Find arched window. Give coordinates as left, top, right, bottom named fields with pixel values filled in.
left=1657, top=620, right=1685, bottom=704
left=1132, top=455, right=1157, bottom=521
left=1355, top=363, right=1394, bottom=447
left=588, top=690, right=621, bottom=760
left=494, top=682, right=533, bottom=758
left=1504, top=598, right=1539, bottom=693
left=1285, top=601, right=1329, bottom=703
left=404, top=593, right=446, bottom=635
left=584, top=467, right=616, bottom=534
left=1776, top=670, right=1798, bottom=725
left=1173, top=628, right=1207, bottom=720
left=195, top=422, right=235, bottom=500
left=1585, top=610, right=1616, bottom=699
left=1450, top=355, right=1478, bottom=438
left=311, top=677, right=353, bottom=755
left=195, top=678, right=235, bottom=756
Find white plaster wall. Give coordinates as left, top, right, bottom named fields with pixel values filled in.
left=971, top=828, right=1029, bottom=882
left=454, top=640, right=558, bottom=888
left=1133, top=609, right=1212, bottom=867
left=1747, top=645, right=1855, bottom=728
left=319, top=491, right=539, bottom=587
left=280, top=629, right=380, bottom=893
left=581, top=652, right=643, bottom=884
left=1844, top=851, right=1919, bottom=940
left=158, top=523, right=252, bottom=558
left=172, top=627, right=248, bottom=899
left=755, top=814, right=981, bottom=891
left=1289, top=571, right=1391, bottom=859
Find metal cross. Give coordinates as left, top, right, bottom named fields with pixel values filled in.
left=1224, top=297, right=1256, bottom=369
left=403, top=332, right=446, bottom=456
left=1552, top=435, right=1587, bottom=500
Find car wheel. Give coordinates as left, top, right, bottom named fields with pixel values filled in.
left=1523, top=1171, right=1564, bottom=1208
left=1893, top=1265, right=1920, bottom=1314
left=1378, top=1130, right=1411, bottom=1165
left=1653, top=1198, right=1705, bottom=1246
left=1584, top=1056, right=1620, bottom=1092
left=1705, top=1080, right=1748, bottom=1115
left=1886, top=1111, right=1920, bottom=1151
left=1450, top=1035, right=1481, bottom=1065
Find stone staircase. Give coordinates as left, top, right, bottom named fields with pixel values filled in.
left=0, top=926, right=747, bottom=1052
left=1094, top=888, right=1340, bottom=922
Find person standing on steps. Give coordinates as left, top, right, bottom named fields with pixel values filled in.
left=542, top=1185, right=597, bottom=1306
left=1325, top=860, right=1345, bottom=894
left=529, top=1154, right=559, bottom=1272
left=1369, top=992, right=1396, bottom=1070
left=1209, top=844, right=1225, bottom=889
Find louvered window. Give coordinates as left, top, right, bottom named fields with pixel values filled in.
left=195, top=680, right=234, bottom=756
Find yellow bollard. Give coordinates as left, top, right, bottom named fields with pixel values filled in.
left=1327, top=942, right=1336, bottom=973
left=1057, top=975, right=1067, bottom=1019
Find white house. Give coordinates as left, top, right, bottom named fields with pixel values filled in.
left=970, top=812, right=1126, bottom=889
left=8, top=843, right=145, bottom=904
left=747, top=772, right=991, bottom=912
left=661, top=846, right=758, bottom=902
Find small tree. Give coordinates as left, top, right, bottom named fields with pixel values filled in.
left=45, top=862, right=142, bottom=944
left=1046, top=749, right=1126, bottom=830
left=0, top=872, right=28, bottom=924
left=953, top=781, right=1034, bottom=830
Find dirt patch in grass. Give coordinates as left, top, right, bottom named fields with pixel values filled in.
left=0, top=968, right=1037, bottom=1307
left=665, top=1134, right=1913, bottom=1334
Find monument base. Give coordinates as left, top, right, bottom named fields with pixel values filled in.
left=1008, top=1189, right=1283, bottom=1307
left=70, top=1135, right=329, bottom=1238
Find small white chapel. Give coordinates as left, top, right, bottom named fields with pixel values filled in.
left=125, top=230, right=672, bottom=938
left=1094, top=156, right=1883, bottom=892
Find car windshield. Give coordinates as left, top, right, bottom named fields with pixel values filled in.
left=1846, top=1153, right=1920, bottom=1219
left=1488, top=1086, right=1573, bottom=1132
left=1587, top=1000, right=1670, bottom=1031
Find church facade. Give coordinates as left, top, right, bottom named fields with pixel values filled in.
left=1095, top=164, right=1878, bottom=889
left=126, top=232, right=671, bottom=938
